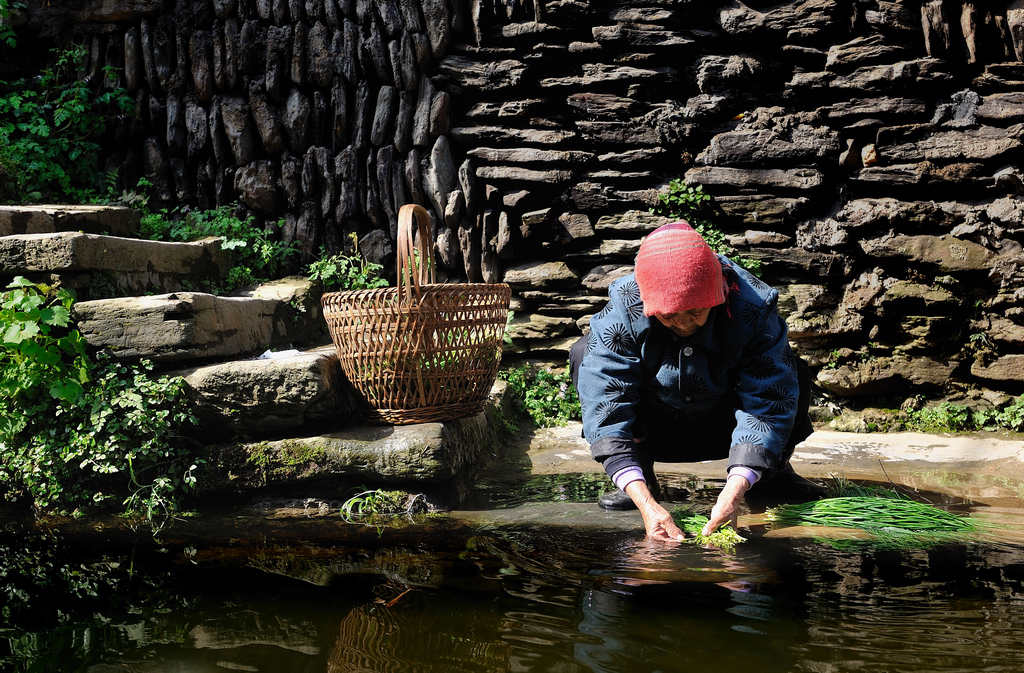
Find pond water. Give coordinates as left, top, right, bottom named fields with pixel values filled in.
left=3, top=475, right=1024, bottom=673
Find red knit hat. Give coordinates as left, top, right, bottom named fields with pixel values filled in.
left=634, top=221, right=725, bottom=316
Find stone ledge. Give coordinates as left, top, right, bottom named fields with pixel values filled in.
left=0, top=231, right=229, bottom=299
left=199, top=381, right=514, bottom=492
left=73, top=290, right=319, bottom=365
left=0, top=205, right=139, bottom=237
left=171, top=346, right=354, bottom=441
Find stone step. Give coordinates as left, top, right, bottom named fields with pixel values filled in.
left=72, top=287, right=323, bottom=366
left=199, top=381, right=514, bottom=493
left=0, top=231, right=229, bottom=299
left=170, top=345, right=356, bottom=441
left=0, top=205, right=139, bottom=237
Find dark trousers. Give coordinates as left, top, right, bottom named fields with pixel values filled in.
left=569, top=335, right=813, bottom=474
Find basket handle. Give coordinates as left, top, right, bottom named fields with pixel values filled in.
left=396, top=204, right=436, bottom=302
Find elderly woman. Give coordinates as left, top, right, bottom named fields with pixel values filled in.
left=571, top=221, right=820, bottom=541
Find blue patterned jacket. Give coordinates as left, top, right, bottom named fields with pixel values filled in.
left=578, top=256, right=800, bottom=480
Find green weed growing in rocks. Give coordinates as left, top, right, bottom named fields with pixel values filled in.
left=652, top=180, right=762, bottom=276
left=973, top=396, right=1024, bottom=432
left=836, top=396, right=1024, bottom=435
left=0, top=44, right=134, bottom=203
left=140, top=206, right=298, bottom=292
left=306, top=234, right=388, bottom=291
left=0, top=0, right=24, bottom=49
left=340, top=488, right=434, bottom=533
left=501, top=364, right=581, bottom=428
left=898, top=400, right=1023, bottom=433
left=0, top=278, right=198, bottom=527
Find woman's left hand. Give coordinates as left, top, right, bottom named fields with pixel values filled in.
left=702, top=474, right=750, bottom=536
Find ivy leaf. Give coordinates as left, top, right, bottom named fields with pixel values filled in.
left=2, top=320, right=38, bottom=344
left=49, top=378, right=84, bottom=403
left=19, top=339, right=60, bottom=366
left=6, top=276, right=36, bottom=289
left=38, top=305, right=70, bottom=327
left=220, top=238, right=247, bottom=250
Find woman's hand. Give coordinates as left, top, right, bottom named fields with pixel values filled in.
left=702, top=474, right=750, bottom=536
left=625, top=480, right=685, bottom=542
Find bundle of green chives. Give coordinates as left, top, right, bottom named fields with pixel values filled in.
left=765, top=496, right=978, bottom=549
left=671, top=509, right=747, bottom=552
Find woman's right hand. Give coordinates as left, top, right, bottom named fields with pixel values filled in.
left=625, top=480, right=685, bottom=542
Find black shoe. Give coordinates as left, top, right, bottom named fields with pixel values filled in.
left=597, top=469, right=660, bottom=511
left=746, top=463, right=826, bottom=506
left=598, top=488, right=637, bottom=510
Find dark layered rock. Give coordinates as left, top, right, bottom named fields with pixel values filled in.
left=971, top=355, right=1024, bottom=384
left=697, top=111, right=842, bottom=166
left=695, top=54, right=762, bottom=93
left=438, top=55, right=526, bottom=90
left=265, top=25, right=292, bottom=100
left=717, top=0, right=837, bottom=42
left=503, top=261, right=579, bottom=289
left=877, top=124, right=1023, bottom=163
left=234, top=161, right=282, bottom=212
left=817, top=356, right=959, bottom=396
left=370, top=85, right=396, bottom=146
left=826, top=35, right=907, bottom=71
left=859, top=234, right=995, bottom=272
left=284, top=89, right=312, bottom=153
left=219, top=97, right=258, bottom=165
left=250, top=94, right=286, bottom=154
left=684, top=166, right=826, bottom=192
left=185, top=102, right=209, bottom=159
left=979, top=92, right=1024, bottom=123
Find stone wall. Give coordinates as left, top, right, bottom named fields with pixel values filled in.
left=16, top=0, right=1024, bottom=403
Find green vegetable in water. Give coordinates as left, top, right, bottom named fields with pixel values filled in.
left=671, top=509, right=746, bottom=552
left=765, top=496, right=980, bottom=550
left=765, top=497, right=975, bottom=532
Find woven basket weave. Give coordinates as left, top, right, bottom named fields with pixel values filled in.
left=321, top=204, right=511, bottom=424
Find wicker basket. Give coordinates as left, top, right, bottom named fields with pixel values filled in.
left=321, top=204, right=511, bottom=424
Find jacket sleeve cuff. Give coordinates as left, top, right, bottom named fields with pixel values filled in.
left=727, top=466, right=761, bottom=487
left=611, top=466, right=646, bottom=491
left=728, top=442, right=778, bottom=473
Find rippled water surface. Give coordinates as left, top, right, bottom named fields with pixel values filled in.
left=4, top=478, right=1024, bottom=673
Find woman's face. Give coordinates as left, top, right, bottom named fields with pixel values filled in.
left=655, top=307, right=712, bottom=338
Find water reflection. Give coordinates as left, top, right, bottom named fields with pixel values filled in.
left=4, top=513, right=1024, bottom=673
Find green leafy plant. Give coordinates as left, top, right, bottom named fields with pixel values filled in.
left=0, top=0, right=25, bottom=50
left=339, top=488, right=432, bottom=534
left=306, top=234, right=388, bottom=291
left=903, top=403, right=972, bottom=433
left=995, top=396, right=1024, bottom=432
left=969, top=396, right=1024, bottom=433
left=837, top=397, right=1024, bottom=435
left=141, top=206, right=298, bottom=292
left=0, top=278, right=198, bottom=527
left=652, top=180, right=761, bottom=276
left=893, top=399, right=1023, bottom=434
left=340, top=489, right=410, bottom=520
left=822, top=349, right=843, bottom=370
left=0, top=44, right=134, bottom=202
left=501, top=364, right=581, bottom=428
